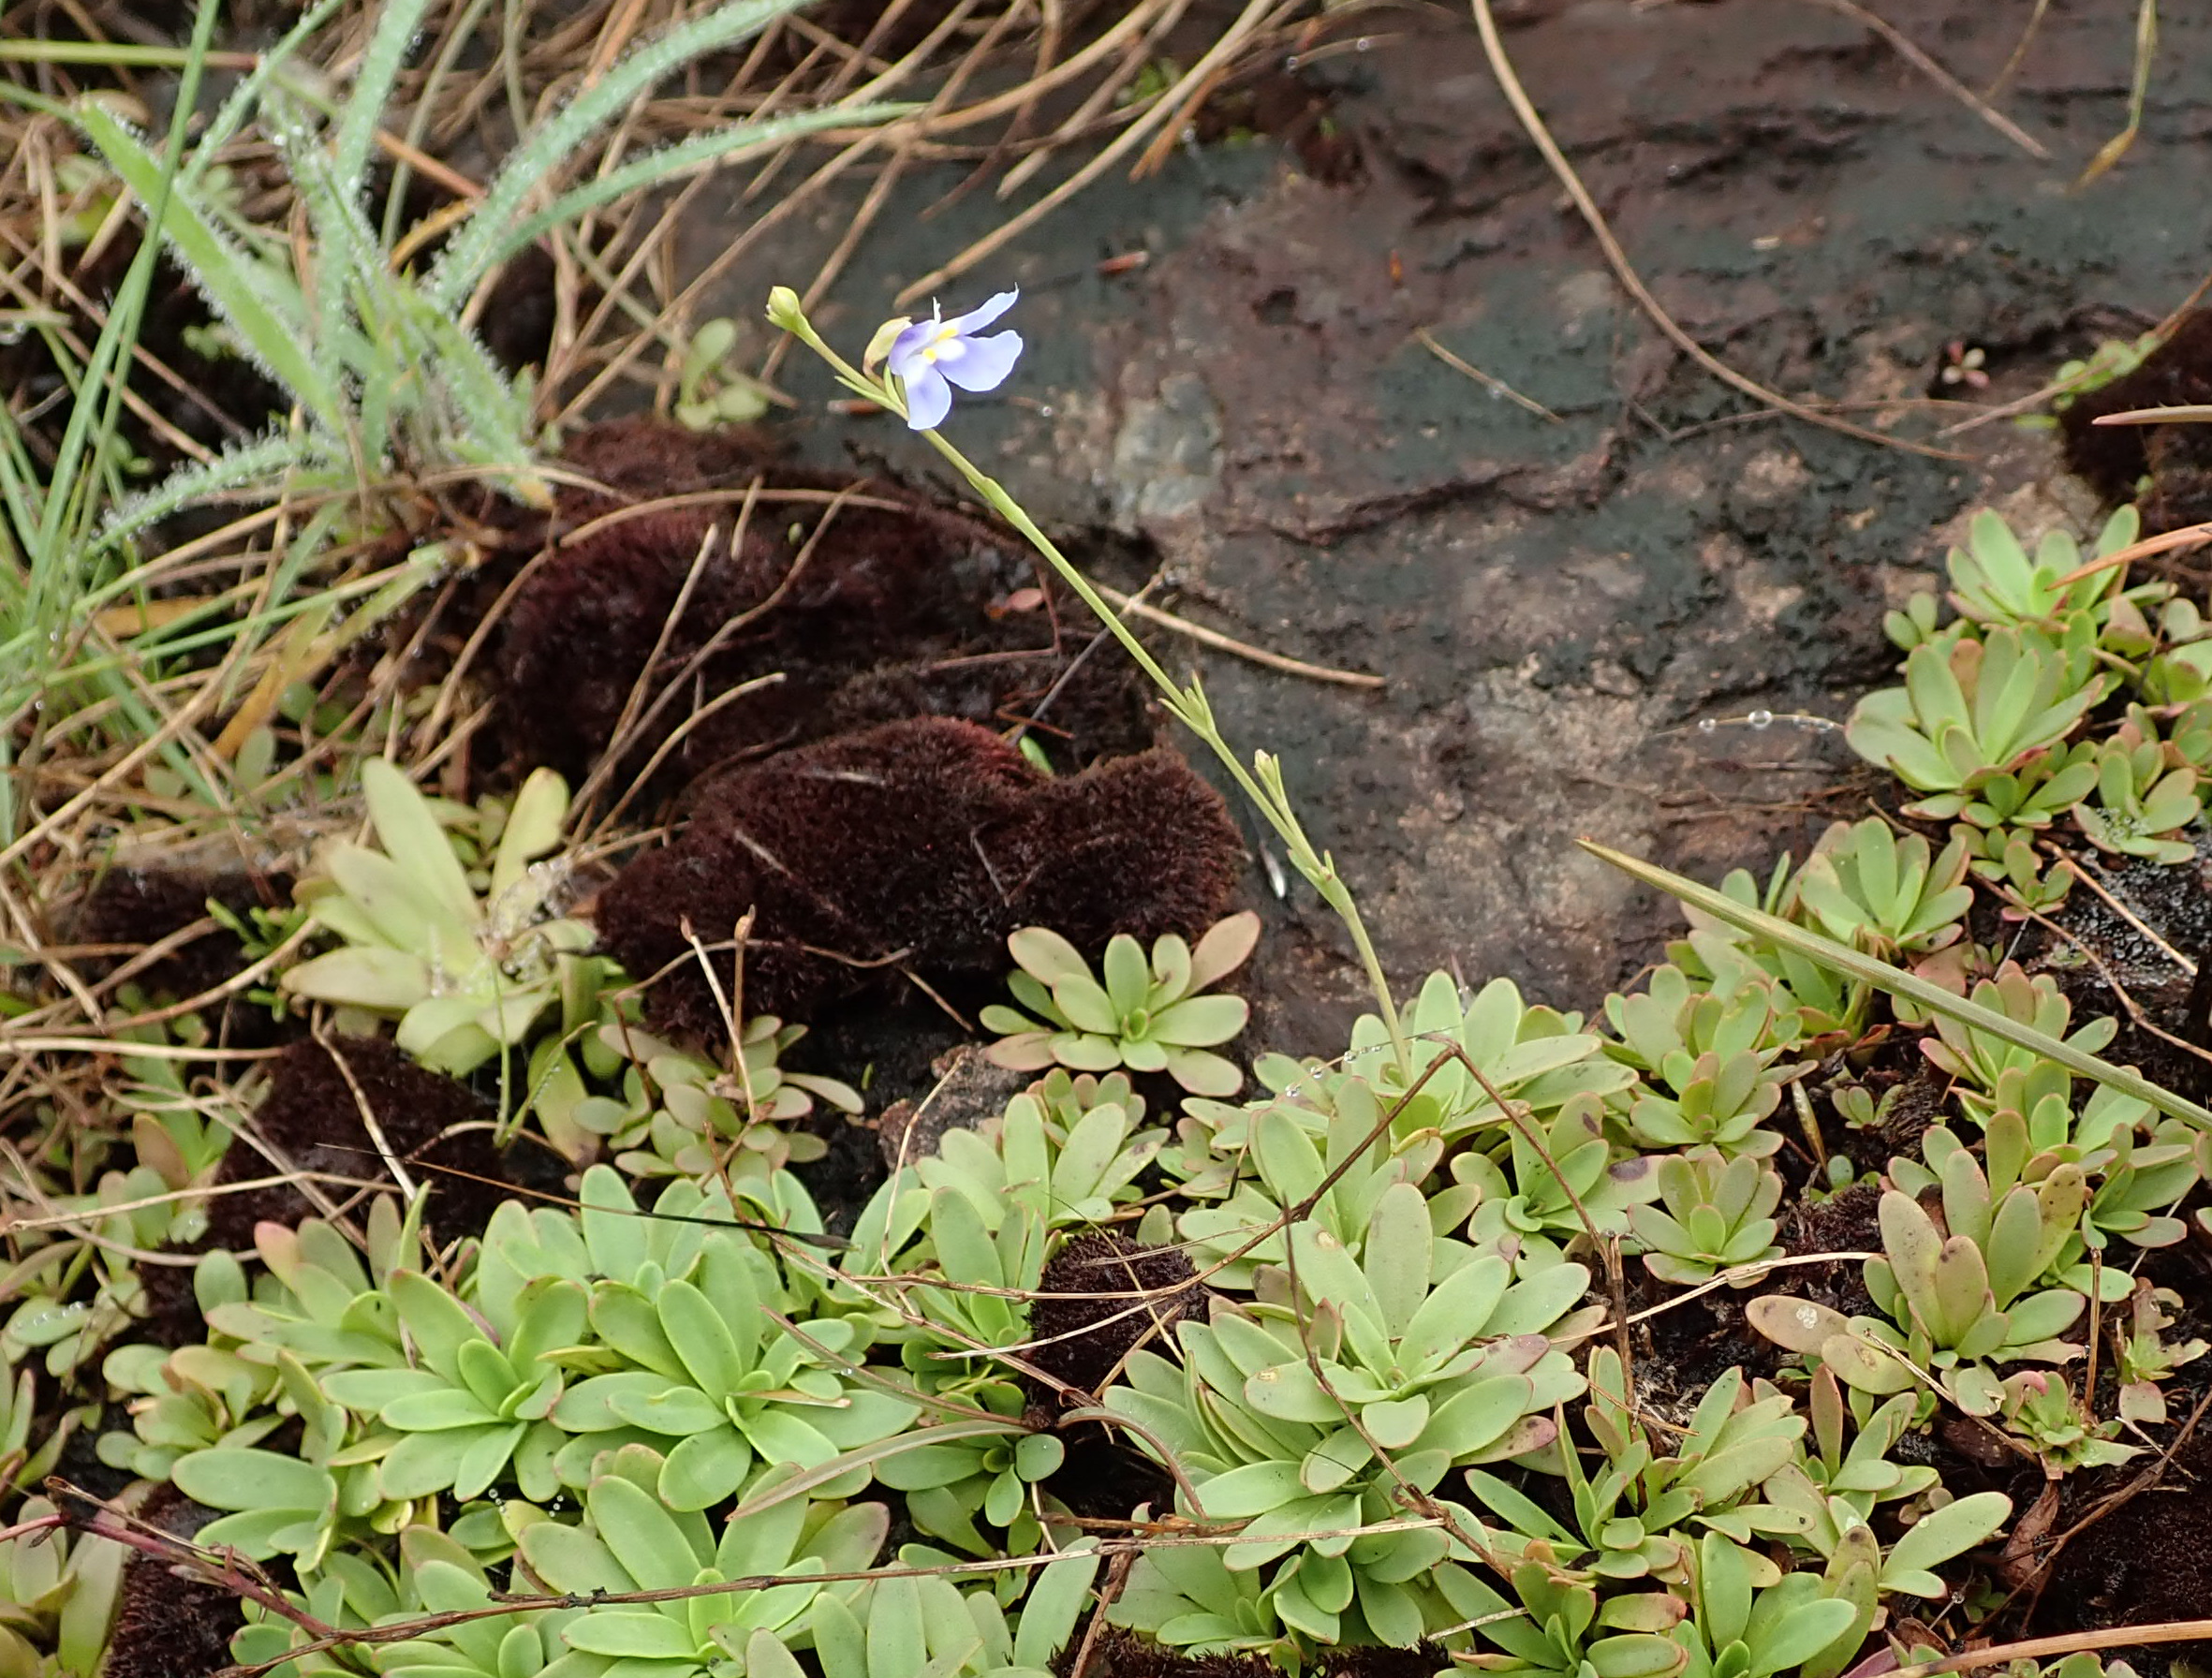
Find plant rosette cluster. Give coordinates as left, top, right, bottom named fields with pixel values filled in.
left=1856, top=507, right=2212, bottom=876
left=1604, top=965, right=1807, bottom=1158
left=538, top=1017, right=861, bottom=1181
left=1749, top=1174, right=2085, bottom=1418
left=981, top=913, right=1260, bottom=1096
left=1663, top=818, right=1980, bottom=1042
left=29, top=262, right=2212, bottom=1678
left=281, top=760, right=599, bottom=1075
left=116, top=1167, right=915, bottom=1566
left=1106, top=1181, right=1592, bottom=1650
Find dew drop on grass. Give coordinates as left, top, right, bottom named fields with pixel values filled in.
left=1697, top=717, right=1717, bottom=735
left=1748, top=709, right=1773, bottom=729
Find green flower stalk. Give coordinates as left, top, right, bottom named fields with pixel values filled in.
left=765, top=286, right=1408, bottom=1074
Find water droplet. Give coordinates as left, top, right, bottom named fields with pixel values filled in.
left=1697, top=717, right=1718, bottom=734
left=1284, top=53, right=1302, bottom=69
left=1748, top=708, right=1774, bottom=730
left=1354, top=36, right=1372, bottom=51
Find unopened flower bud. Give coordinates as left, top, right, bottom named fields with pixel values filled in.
left=863, top=316, right=914, bottom=375
left=764, top=287, right=805, bottom=331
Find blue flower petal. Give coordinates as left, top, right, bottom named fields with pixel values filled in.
left=886, top=315, right=940, bottom=383
left=945, top=288, right=1019, bottom=335
left=938, top=330, right=1023, bottom=394
left=902, top=363, right=953, bottom=431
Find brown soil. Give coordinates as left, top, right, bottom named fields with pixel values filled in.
left=876, top=1045, right=1034, bottom=1170
left=2040, top=1430, right=2212, bottom=1678
left=99, top=1487, right=243, bottom=1678
left=66, top=864, right=292, bottom=1008
left=1027, top=1232, right=1207, bottom=1400
left=2060, top=311, right=2212, bottom=536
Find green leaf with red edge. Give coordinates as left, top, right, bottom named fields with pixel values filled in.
left=1009, top=926, right=1089, bottom=987
left=1746, top=1296, right=1849, bottom=1357
left=1049, top=973, right=1120, bottom=1035
left=1188, top=911, right=1261, bottom=992
left=1928, top=1236, right=1993, bottom=1348
left=1101, top=935, right=1152, bottom=1017
left=1153, top=994, right=1248, bottom=1048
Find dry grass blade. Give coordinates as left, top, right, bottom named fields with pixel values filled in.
left=893, top=0, right=1282, bottom=307
left=1895, top=1620, right=2212, bottom=1677
left=1415, top=326, right=1563, bottom=423
left=1983, top=0, right=2054, bottom=99
left=2052, top=516, right=2212, bottom=585
left=1096, top=583, right=1383, bottom=689
left=1807, top=0, right=2051, bottom=159
left=2075, top=0, right=2158, bottom=188
left=1467, top=0, right=1960, bottom=461
left=2091, top=404, right=2212, bottom=425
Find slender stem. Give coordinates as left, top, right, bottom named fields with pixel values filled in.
left=764, top=293, right=1408, bottom=1071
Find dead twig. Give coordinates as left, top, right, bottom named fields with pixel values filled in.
left=1415, top=327, right=1563, bottom=423
left=1806, top=0, right=2051, bottom=159
left=1467, top=0, right=1962, bottom=462
left=1095, top=584, right=1383, bottom=689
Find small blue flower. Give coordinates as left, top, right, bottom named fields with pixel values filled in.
left=887, top=289, right=1023, bottom=431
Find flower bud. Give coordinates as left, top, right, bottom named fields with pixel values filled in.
left=862, top=316, right=914, bottom=375
left=764, top=287, right=805, bottom=331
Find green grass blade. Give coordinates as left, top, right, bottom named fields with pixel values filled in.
left=486, top=103, right=913, bottom=276
left=52, top=0, right=227, bottom=564
left=332, top=0, right=437, bottom=203
left=7, top=3, right=223, bottom=674
left=184, top=0, right=352, bottom=183
left=1579, top=838, right=2212, bottom=1128
left=76, top=104, right=333, bottom=422
left=424, top=0, right=809, bottom=308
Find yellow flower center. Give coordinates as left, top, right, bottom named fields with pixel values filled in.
left=920, top=321, right=961, bottom=363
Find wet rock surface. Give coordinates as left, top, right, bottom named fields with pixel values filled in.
left=683, top=0, right=2212, bottom=1054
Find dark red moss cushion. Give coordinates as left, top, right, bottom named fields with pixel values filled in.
left=592, top=717, right=1245, bottom=1031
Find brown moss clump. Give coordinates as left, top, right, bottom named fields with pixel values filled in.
left=2041, top=1428, right=2212, bottom=1678
left=1314, top=1647, right=1456, bottom=1678
left=592, top=717, right=1244, bottom=1030
left=66, top=864, right=290, bottom=1001
left=141, top=1035, right=518, bottom=1350
left=2060, top=311, right=2212, bottom=535
left=1073, top=1628, right=1276, bottom=1678
left=203, top=1036, right=533, bottom=1247
left=492, top=421, right=1148, bottom=790
left=1025, top=1232, right=1204, bottom=1398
